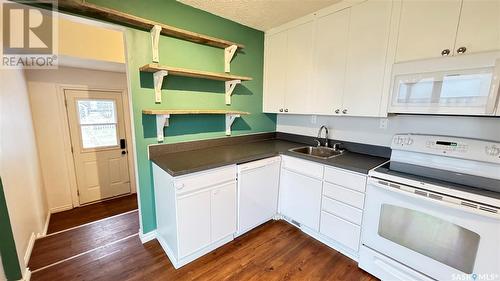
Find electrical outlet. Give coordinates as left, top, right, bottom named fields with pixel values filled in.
left=379, top=118, right=388, bottom=129
left=311, top=115, right=317, bottom=124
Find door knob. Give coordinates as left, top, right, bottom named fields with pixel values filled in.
left=335, top=109, right=340, bottom=114
left=279, top=108, right=283, bottom=112
left=284, top=109, right=289, bottom=112
left=342, top=109, right=348, bottom=114
left=441, top=49, right=451, bottom=56
left=456, top=47, right=467, bottom=54
left=121, top=150, right=127, bottom=155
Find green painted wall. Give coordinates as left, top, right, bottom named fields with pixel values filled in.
left=0, top=178, right=23, bottom=281
left=88, top=0, right=276, bottom=233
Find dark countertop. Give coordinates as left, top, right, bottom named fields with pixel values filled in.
left=150, top=138, right=389, bottom=177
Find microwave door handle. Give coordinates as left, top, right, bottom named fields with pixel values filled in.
left=486, top=59, right=500, bottom=114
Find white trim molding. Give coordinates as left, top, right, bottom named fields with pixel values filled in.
left=139, top=230, right=157, bottom=244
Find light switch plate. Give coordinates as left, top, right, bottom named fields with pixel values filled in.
left=379, top=118, right=388, bottom=129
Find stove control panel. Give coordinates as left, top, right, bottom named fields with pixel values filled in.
left=391, top=134, right=500, bottom=163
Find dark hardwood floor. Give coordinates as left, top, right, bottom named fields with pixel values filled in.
left=29, top=210, right=139, bottom=271
left=47, top=194, right=138, bottom=234
left=31, top=220, right=377, bottom=281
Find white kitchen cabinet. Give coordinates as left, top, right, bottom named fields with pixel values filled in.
left=285, top=21, right=314, bottom=114
left=280, top=167, right=323, bottom=232
left=263, top=31, right=287, bottom=113
left=312, top=8, right=350, bottom=115
left=396, top=0, right=500, bottom=62
left=454, top=0, right=500, bottom=56
left=342, top=0, right=394, bottom=117
left=211, top=182, right=237, bottom=242
left=152, top=164, right=237, bottom=268
left=177, top=190, right=211, bottom=258
left=396, top=0, right=461, bottom=62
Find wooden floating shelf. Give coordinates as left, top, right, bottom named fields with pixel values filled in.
left=143, top=109, right=250, bottom=142
left=52, top=0, right=245, bottom=49
left=140, top=64, right=253, bottom=104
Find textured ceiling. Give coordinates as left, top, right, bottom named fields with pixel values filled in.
left=178, top=0, right=341, bottom=31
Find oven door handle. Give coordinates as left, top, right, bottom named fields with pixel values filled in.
left=369, top=178, right=500, bottom=220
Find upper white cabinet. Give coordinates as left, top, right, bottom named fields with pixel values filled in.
left=342, top=0, right=394, bottom=117
left=263, top=31, right=287, bottom=113
left=396, top=0, right=461, bottom=62
left=312, top=8, right=350, bottom=115
left=264, top=0, right=398, bottom=117
left=396, top=0, right=500, bottom=62
left=263, top=20, right=314, bottom=114
left=455, top=0, right=500, bottom=56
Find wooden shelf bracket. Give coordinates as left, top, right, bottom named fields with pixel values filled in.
left=153, top=70, right=169, bottom=103
left=156, top=114, right=170, bottom=142
left=225, top=113, right=241, bottom=136
left=224, top=45, right=238, bottom=73
left=151, top=25, right=162, bottom=63
left=225, top=79, right=241, bottom=105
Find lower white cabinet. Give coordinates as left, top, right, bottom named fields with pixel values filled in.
left=279, top=168, right=323, bottom=231
left=152, top=164, right=237, bottom=269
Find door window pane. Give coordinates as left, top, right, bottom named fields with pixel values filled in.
left=78, top=100, right=116, bottom=125
left=76, top=99, right=118, bottom=149
left=80, top=124, right=117, bottom=148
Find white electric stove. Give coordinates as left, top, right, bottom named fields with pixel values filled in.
left=359, top=134, right=500, bottom=281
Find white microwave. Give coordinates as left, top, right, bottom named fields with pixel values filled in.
left=388, top=52, right=500, bottom=116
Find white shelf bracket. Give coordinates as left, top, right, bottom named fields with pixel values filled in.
left=225, top=79, right=241, bottom=105
left=225, top=113, right=240, bottom=136
left=153, top=70, right=168, bottom=103
left=156, top=114, right=170, bottom=142
left=150, top=25, right=162, bottom=63
left=224, top=44, right=238, bottom=73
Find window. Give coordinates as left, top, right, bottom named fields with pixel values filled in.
left=77, top=100, right=118, bottom=149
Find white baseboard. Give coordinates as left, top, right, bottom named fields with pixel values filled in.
left=49, top=204, right=73, bottom=214
left=22, top=268, right=31, bottom=281
left=41, top=212, right=51, bottom=237
left=23, top=233, right=36, bottom=266
left=139, top=229, right=157, bottom=244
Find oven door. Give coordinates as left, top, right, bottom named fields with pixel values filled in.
left=362, top=178, right=500, bottom=280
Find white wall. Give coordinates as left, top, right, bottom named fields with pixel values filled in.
left=277, top=114, right=500, bottom=146
left=0, top=69, right=48, bottom=274
left=25, top=66, right=129, bottom=212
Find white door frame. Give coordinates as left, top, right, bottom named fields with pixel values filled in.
left=57, top=85, right=137, bottom=207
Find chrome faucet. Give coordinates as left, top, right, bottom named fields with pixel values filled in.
left=316, top=125, right=329, bottom=147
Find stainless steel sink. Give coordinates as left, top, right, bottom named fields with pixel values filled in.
left=288, top=146, right=344, bottom=159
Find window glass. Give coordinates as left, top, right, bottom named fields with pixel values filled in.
left=77, top=99, right=118, bottom=148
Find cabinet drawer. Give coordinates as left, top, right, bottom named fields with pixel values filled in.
left=324, top=166, right=366, bottom=192
left=322, top=196, right=363, bottom=225
left=323, top=182, right=365, bottom=209
left=281, top=155, right=324, bottom=179
left=320, top=211, right=361, bottom=252
left=174, top=165, right=237, bottom=195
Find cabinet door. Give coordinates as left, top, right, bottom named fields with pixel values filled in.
left=342, top=0, right=393, bottom=117
left=263, top=31, right=287, bottom=113
left=395, top=0, right=461, bottom=62
left=285, top=21, right=314, bottom=114
left=279, top=169, right=322, bottom=231
left=177, top=190, right=211, bottom=258
left=455, top=0, right=500, bottom=55
left=312, top=9, right=350, bottom=115
left=211, top=181, right=237, bottom=242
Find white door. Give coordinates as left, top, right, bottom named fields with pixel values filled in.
left=342, top=0, right=393, bottom=117
left=285, top=20, right=314, bottom=114
left=279, top=169, right=322, bottom=231
left=312, top=8, right=350, bottom=115
left=263, top=31, right=287, bottom=113
left=211, top=181, right=237, bottom=242
left=454, top=0, right=500, bottom=56
left=177, top=190, right=211, bottom=258
left=396, top=0, right=461, bottom=62
left=65, top=90, right=130, bottom=204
